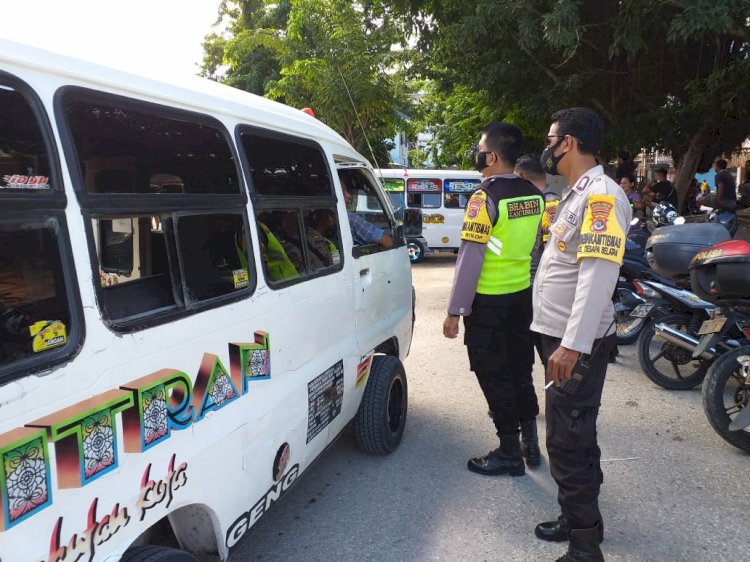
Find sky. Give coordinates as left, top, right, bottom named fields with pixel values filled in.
left=1, top=0, right=222, bottom=79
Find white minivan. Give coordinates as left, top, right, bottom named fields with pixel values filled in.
left=0, top=40, right=413, bottom=561
left=377, top=168, right=482, bottom=262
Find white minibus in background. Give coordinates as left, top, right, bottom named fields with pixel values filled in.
left=0, top=39, right=413, bottom=561
left=377, top=168, right=482, bottom=262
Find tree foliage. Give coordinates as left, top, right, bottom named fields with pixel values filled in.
left=392, top=0, right=750, bottom=205
left=200, top=0, right=412, bottom=165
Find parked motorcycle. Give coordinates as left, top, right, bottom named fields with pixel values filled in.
left=614, top=217, right=676, bottom=344
left=689, top=240, right=750, bottom=453
left=634, top=222, right=733, bottom=389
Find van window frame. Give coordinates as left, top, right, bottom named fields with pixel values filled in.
left=54, top=87, right=256, bottom=333
left=0, top=72, right=85, bottom=383
left=235, top=124, right=345, bottom=289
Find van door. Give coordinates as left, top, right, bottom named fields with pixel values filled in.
left=337, top=166, right=412, bottom=360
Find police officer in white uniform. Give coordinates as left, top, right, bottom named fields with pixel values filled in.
left=531, top=108, right=631, bottom=562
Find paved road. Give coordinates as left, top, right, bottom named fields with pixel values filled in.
left=217, top=255, right=750, bottom=562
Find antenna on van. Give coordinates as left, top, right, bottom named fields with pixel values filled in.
left=336, top=65, right=390, bottom=183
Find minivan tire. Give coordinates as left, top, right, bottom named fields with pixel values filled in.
left=407, top=240, right=425, bottom=263
left=354, top=355, right=408, bottom=455
left=120, top=546, right=199, bottom=562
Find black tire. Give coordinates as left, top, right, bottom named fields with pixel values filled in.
left=354, top=355, right=408, bottom=454
left=702, top=346, right=750, bottom=454
left=615, top=312, right=645, bottom=345
left=613, top=287, right=644, bottom=345
left=636, top=313, right=710, bottom=390
left=407, top=240, right=425, bottom=263
left=120, top=546, right=199, bottom=562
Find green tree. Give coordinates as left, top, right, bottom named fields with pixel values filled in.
left=394, top=0, right=750, bottom=208
left=201, top=0, right=413, bottom=165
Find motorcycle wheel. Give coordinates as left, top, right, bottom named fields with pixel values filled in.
left=636, top=313, right=710, bottom=390
left=614, top=287, right=645, bottom=345
left=702, top=346, right=750, bottom=454
left=616, top=312, right=645, bottom=345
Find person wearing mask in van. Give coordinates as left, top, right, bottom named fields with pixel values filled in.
left=306, top=209, right=341, bottom=267
left=339, top=173, right=395, bottom=249
left=443, top=122, right=544, bottom=477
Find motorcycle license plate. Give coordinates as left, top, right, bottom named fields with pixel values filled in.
left=698, top=317, right=727, bottom=335
left=630, top=304, right=654, bottom=318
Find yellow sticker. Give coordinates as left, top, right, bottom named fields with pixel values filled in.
left=576, top=195, right=625, bottom=264
left=233, top=268, right=250, bottom=289
left=460, top=190, right=492, bottom=243
left=557, top=240, right=567, bottom=252
left=29, top=320, right=67, bottom=353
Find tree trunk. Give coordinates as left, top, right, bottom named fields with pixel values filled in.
left=673, top=124, right=711, bottom=212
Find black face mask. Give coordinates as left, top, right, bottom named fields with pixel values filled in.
left=540, top=139, right=565, bottom=176
left=472, top=146, right=492, bottom=172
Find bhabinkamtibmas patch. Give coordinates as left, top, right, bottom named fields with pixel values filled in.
left=507, top=198, right=541, bottom=219
left=577, top=195, right=625, bottom=264
left=461, top=190, right=492, bottom=243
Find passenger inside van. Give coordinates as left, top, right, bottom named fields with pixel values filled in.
left=339, top=173, right=395, bottom=249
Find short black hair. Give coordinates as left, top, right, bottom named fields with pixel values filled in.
left=655, top=168, right=668, bottom=177
left=620, top=173, right=636, bottom=184
left=482, top=121, right=523, bottom=165
left=715, top=158, right=728, bottom=169
left=618, top=150, right=631, bottom=161
left=550, top=107, right=604, bottom=156
left=515, top=153, right=546, bottom=180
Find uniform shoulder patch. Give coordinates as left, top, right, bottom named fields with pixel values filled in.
left=461, top=190, right=492, bottom=243
left=577, top=194, right=625, bottom=264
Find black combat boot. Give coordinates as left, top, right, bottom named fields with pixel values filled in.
left=520, top=418, right=541, bottom=467
left=555, top=523, right=604, bottom=562
left=467, top=433, right=525, bottom=476
left=535, top=515, right=603, bottom=543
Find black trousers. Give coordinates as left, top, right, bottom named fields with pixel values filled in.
left=539, top=332, right=615, bottom=529
left=463, top=289, right=539, bottom=435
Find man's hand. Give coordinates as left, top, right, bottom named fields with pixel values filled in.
left=443, top=315, right=459, bottom=339
left=547, top=345, right=581, bottom=385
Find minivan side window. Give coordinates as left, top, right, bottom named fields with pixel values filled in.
left=0, top=74, right=82, bottom=381
left=444, top=178, right=481, bottom=209
left=406, top=178, right=442, bottom=209
left=379, top=178, right=406, bottom=210
left=340, top=169, right=397, bottom=257
left=239, top=128, right=343, bottom=286
left=58, top=89, right=254, bottom=330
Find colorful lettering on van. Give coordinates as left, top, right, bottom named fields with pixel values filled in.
left=27, top=389, right=135, bottom=489
left=121, top=369, right=195, bottom=453
left=0, top=427, right=52, bottom=531
left=0, top=331, right=270, bottom=531
left=47, top=498, right=131, bottom=562
left=229, top=331, right=271, bottom=393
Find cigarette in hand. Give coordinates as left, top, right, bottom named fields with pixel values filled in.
left=544, top=380, right=554, bottom=390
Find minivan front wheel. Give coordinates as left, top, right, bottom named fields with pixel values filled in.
left=354, top=355, right=408, bottom=454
